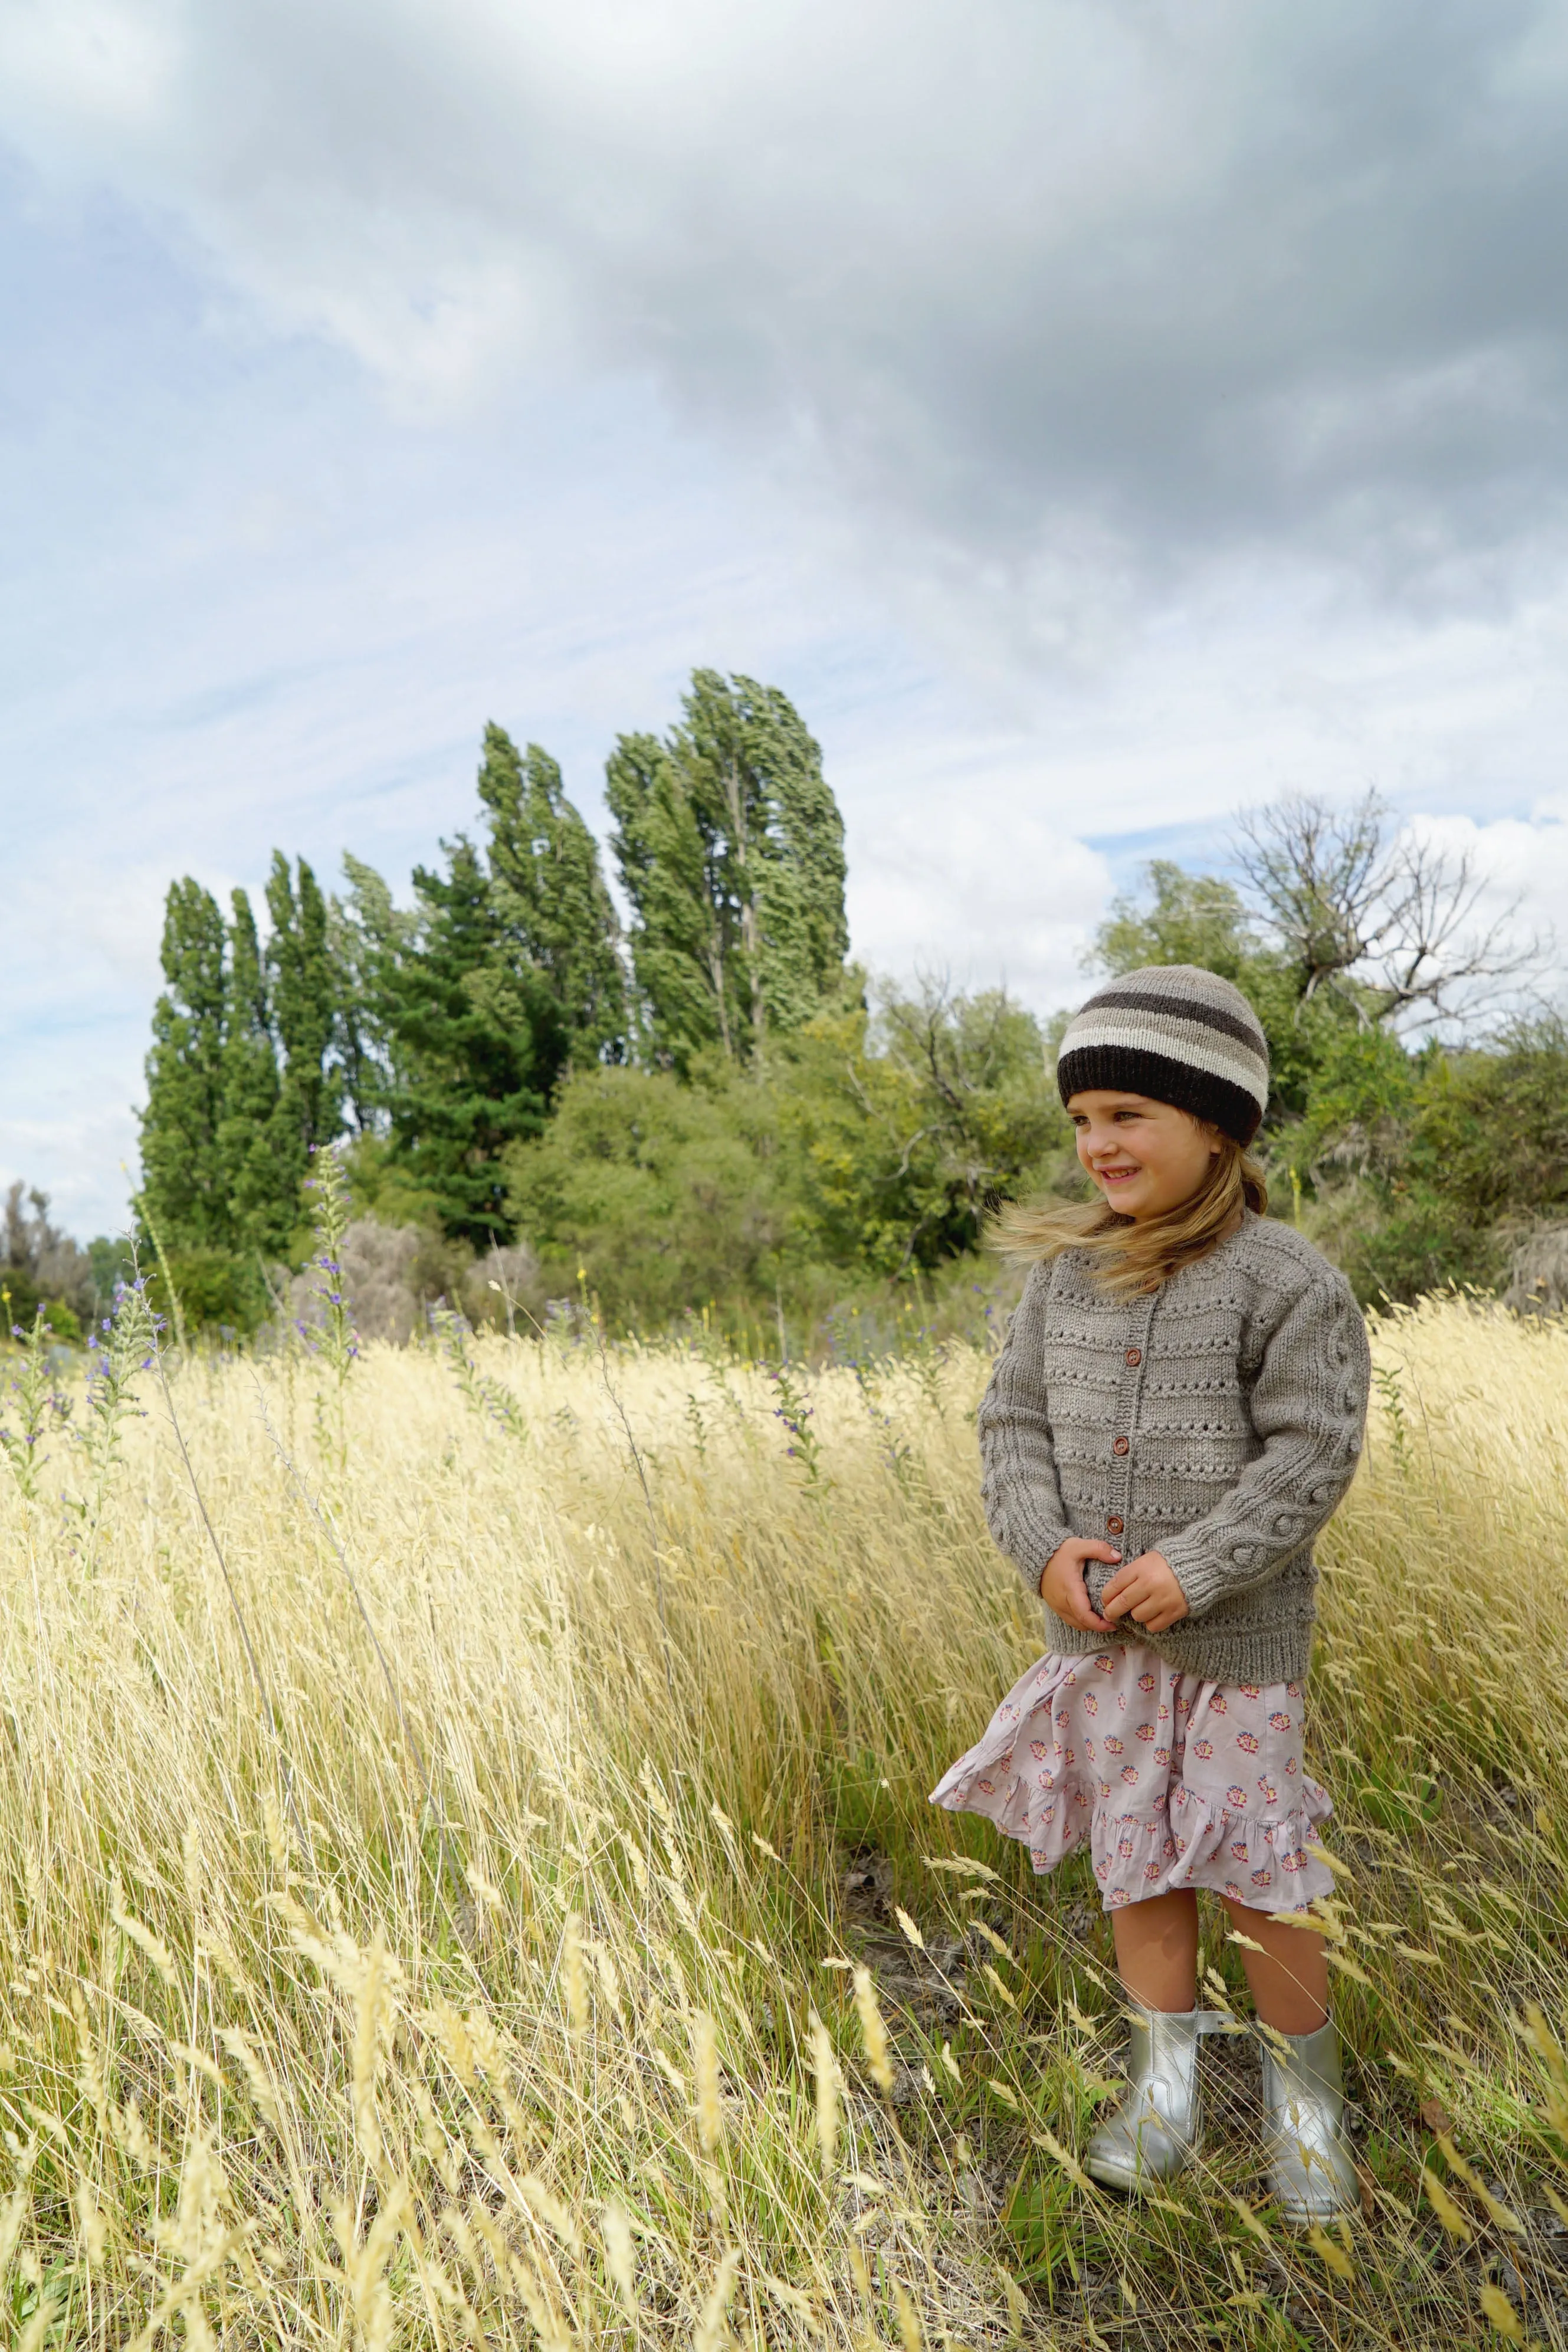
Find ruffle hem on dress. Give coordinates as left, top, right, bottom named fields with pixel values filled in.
left=930, top=1646, right=1334, bottom=1914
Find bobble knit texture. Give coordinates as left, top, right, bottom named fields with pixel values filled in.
left=978, top=1213, right=1371, bottom=1686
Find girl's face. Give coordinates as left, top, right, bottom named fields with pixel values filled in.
left=1065, top=1090, right=1222, bottom=1222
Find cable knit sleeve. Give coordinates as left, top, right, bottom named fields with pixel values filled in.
left=1157, top=1267, right=1370, bottom=1620
left=977, top=1263, right=1071, bottom=1594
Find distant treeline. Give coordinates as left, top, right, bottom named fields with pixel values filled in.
left=133, top=669, right=1063, bottom=1332
left=118, top=680, right=1568, bottom=1339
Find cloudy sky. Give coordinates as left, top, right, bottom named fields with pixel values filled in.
left=4, top=0, right=1568, bottom=1235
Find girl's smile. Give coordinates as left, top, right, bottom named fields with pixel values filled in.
left=1066, top=1088, right=1223, bottom=1222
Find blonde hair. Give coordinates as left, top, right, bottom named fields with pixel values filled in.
left=992, top=1130, right=1268, bottom=1295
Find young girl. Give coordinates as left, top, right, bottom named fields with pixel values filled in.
left=932, top=964, right=1370, bottom=2220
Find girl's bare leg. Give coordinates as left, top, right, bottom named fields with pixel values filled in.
left=1221, top=1898, right=1328, bottom=2034
left=1111, top=1890, right=1199, bottom=2011
left=1113, top=1890, right=1329, bottom=2030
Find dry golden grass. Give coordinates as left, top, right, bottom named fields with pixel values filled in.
left=2, top=1294, right=1568, bottom=2348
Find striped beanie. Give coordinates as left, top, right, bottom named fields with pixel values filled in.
left=1056, top=965, right=1270, bottom=1145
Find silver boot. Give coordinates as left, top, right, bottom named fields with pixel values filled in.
left=1085, top=2003, right=1203, bottom=2190
left=1260, top=2016, right=1360, bottom=2222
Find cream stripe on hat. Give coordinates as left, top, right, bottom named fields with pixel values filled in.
left=1058, top=1013, right=1266, bottom=1106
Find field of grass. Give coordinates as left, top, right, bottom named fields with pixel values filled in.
left=2, top=1290, right=1568, bottom=2348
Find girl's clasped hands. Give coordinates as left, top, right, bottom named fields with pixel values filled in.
left=1038, top=1533, right=1191, bottom=1635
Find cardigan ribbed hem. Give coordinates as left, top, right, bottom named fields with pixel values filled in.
left=1041, top=1610, right=1315, bottom=1690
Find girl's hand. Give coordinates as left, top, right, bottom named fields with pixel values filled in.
left=1039, top=1536, right=1121, bottom=1632
left=1101, top=1550, right=1189, bottom=1633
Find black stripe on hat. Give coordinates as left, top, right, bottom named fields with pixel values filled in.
left=1056, top=1042, right=1264, bottom=1146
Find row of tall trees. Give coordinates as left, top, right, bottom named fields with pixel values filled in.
left=140, top=858, right=339, bottom=1263
left=137, top=707, right=1562, bottom=1331
left=138, top=671, right=852, bottom=1263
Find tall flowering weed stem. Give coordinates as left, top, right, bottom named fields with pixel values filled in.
left=297, top=1143, right=359, bottom=1485
left=897, top=1294, right=952, bottom=1419
left=430, top=1305, right=527, bottom=1440
left=0, top=1300, right=73, bottom=1505
left=1372, top=1356, right=1412, bottom=1478
left=851, top=1355, right=912, bottom=1487
left=71, top=1274, right=158, bottom=1556
left=769, top=1360, right=824, bottom=1485
left=129, top=1175, right=187, bottom=1356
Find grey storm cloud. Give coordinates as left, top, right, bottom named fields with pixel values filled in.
left=4, top=0, right=1568, bottom=597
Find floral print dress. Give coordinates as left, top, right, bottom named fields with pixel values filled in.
left=931, top=1644, right=1334, bottom=1913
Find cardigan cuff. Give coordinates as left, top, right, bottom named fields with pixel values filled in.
left=1016, top=1524, right=1070, bottom=1597
left=1162, top=1531, right=1295, bottom=1621
left=988, top=1502, right=1068, bottom=1595
left=1160, top=1539, right=1236, bottom=1621
left=982, top=1467, right=1070, bottom=1596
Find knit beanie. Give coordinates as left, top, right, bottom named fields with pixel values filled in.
left=1055, top=965, right=1270, bottom=1146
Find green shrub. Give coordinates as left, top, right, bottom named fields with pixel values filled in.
left=504, top=1062, right=798, bottom=1329
left=145, top=1248, right=270, bottom=1337
left=0, top=1272, right=83, bottom=1345
left=1285, top=1017, right=1568, bottom=1304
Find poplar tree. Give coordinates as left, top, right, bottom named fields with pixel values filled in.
left=265, top=854, right=340, bottom=1212
left=379, top=837, right=567, bottom=1243
left=605, top=670, right=848, bottom=1072
left=216, top=888, right=286, bottom=1253
left=477, top=724, right=626, bottom=1064
left=139, top=880, right=229, bottom=1248
left=603, top=731, right=723, bottom=1071
left=330, top=853, right=411, bottom=1132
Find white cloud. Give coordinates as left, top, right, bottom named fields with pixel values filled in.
left=6, top=1, right=1568, bottom=1232
left=1396, top=810, right=1568, bottom=1012
left=847, top=800, right=1111, bottom=1008
left=5, top=0, right=1568, bottom=596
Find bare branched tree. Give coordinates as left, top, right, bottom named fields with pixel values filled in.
left=881, top=970, right=1015, bottom=1117
left=1235, top=790, right=1549, bottom=1031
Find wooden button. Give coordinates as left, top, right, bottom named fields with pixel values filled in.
left=1125, top=1347, right=1141, bottom=1367
left=1113, top=1435, right=1130, bottom=1456
left=1106, top=1515, right=1124, bottom=1534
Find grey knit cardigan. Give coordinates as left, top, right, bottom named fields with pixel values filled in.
left=978, top=1213, right=1370, bottom=1686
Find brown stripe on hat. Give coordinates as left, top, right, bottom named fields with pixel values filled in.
left=1084, top=983, right=1265, bottom=1054
left=1056, top=965, right=1270, bottom=1144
